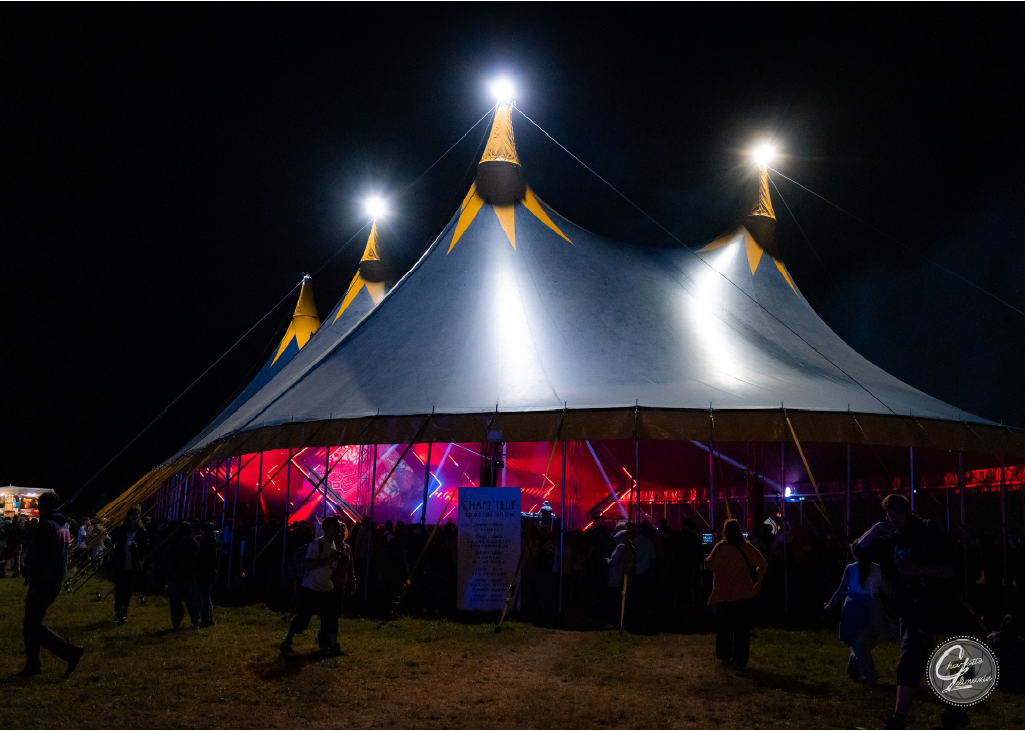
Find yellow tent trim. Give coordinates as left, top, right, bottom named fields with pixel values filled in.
left=524, top=188, right=572, bottom=243
left=748, top=166, right=776, bottom=221
left=361, top=221, right=381, bottom=263
left=775, top=259, right=798, bottom=294
left=448, top=183, right=487, bottom=253
left=332, top=272, right=367, bottom=324
left=494, top=204, right=516, bottom=248
left=480, top=104, right=520, bottom=166
left=745, top=231, right=764, bottom=275
left=272, top=278, right=321, bottom=364
left=699, top=230, right=737, bottom=253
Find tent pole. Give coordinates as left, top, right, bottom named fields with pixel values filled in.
left=634, top=436, right=641, bottom=524
left=365, top=443, right=378, bottom=603
left=958, top=452, right=967, bottom=598
left=708, top=441, right=715, bottom=535
left=999, top=456, right=1008, bottom=613
left=227, top=455, right=241, bottom=586
left=560, top=439, right=566, bottom=614
left=781, top=439, right=788, bottom=617
left=420, top=442, right=433, bottom=525
left=846, top=444, right=852, bottom=539
left=219, top=460, right=231, bottom=538
left=281, top=448, right=293, bottom=583
left=323, top=447, right=330, bottom=520
left=909, top=446, right=915, bottom=512
left=253, top=450, right=264, bottom=579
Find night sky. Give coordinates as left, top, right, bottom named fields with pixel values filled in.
left=3, top=6, right=1023, bottom=511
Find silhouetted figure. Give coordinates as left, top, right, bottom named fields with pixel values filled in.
left=196, top=523, right=220, bottom=626
left=166, top=521, right=201, bottom=629
left=108, top=508, right=149, bottom=625
left=854, top=493, right=961, bottom=730
left=825, top=550, right=891, bottom=686
left=986, top=614, right=1024, bottom=694
left=703, top=519, right=767, bottom=670
left=17, top=492, right=84, bottom=677
left=280, top=517, right=347, bottom=657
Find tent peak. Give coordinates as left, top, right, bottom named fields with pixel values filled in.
left=476, top=104, right=525, bottom=205
left=272, top=277, right=320, bottom=364
left=742, top=166, right=780, bottom=259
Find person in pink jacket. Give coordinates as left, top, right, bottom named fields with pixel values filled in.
left=703, top=519, right=768, bottom=669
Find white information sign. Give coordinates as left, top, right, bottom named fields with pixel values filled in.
left=456, top=486, right=521, bottom=611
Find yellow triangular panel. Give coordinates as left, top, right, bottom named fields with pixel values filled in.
left=699, top=230, right=738, bottom=253
left=493, top=204, right=516, bottom=248
left=273, top=278, right=321, bottom=363
left=774, top=259, right=798, bottom=294
left=524, top=188, right=572, bottom=243
left=749, top=167, right=776, bottom=221
left=331, top=272, right=366, bottom=325
left=361, top=221, right=381, bottom=263
left=480, top=104, right=520, bottom=165
left=745, top=232, right=764, bottom=275
left=448, top=183, right=487, bottom=253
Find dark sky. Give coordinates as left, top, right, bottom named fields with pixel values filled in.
left=3, top=5, right=1024, bottom=511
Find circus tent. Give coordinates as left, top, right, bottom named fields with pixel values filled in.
left=96, top=103, right=1025, bottom=559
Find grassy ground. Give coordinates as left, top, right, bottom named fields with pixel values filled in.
left=0, top=579, right=1021, bottom=729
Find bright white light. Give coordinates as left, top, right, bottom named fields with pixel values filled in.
left=784, top=486, right=792, bottom=498
left=753, top=142, right=776, bottom=167
left=490, top=77, right=515, bottom=103
left=364, top=196, right=387, bottom=219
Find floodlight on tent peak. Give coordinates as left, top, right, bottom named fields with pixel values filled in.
left=364, top=196, right=387, bottom=219
left=752, top=142, right=777, bottom=167
left=489, top=77, right=516, bottom=104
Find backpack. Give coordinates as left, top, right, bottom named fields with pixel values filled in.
left=288, top=542, right=311, bottom=579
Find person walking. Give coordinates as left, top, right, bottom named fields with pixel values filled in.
left=196, top=522, right=220, bottom=627
left=853, top=493, right=961, bottom=730
left=108, top=508, right=149, bottom=625
left=703, top=518, right=768, bottom=670
left=17, top=492, right=84, bottom=677
left=279, top=517, right=347, bottom=658
left=166, top=521, right=202, bottom=630
left=824, top=549, right=891, bottom=686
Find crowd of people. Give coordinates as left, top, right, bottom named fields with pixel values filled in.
left=7, top=490, right=1023, bottom=727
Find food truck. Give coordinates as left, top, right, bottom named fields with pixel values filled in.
left=0, top=486, right=56, bottom=519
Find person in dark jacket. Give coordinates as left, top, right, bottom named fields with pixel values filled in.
left=166, top=521, right=201, bottom=629
left=17, top=492, right=84, bottom=677
left=108, top=508, right=150, bottom=625
left=196, top=522, right=220, bottom=627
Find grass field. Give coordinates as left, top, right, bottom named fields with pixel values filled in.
left=0, top=579, right=1021, bottom=729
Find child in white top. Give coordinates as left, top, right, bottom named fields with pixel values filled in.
left=825, top=552, right=891, bottom=686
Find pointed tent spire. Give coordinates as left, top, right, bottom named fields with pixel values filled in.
left=479, top=104, right=520, bottom=166
left=272, top=276, right=321, bottom=364
left=333, top=222, right=389, bottom=324
left=448, top=104, right=571, bottom=251
left=742, top=166, right=780, bottom=259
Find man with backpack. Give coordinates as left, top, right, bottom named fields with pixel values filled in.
left=279, top=517, right=355, bottom=658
